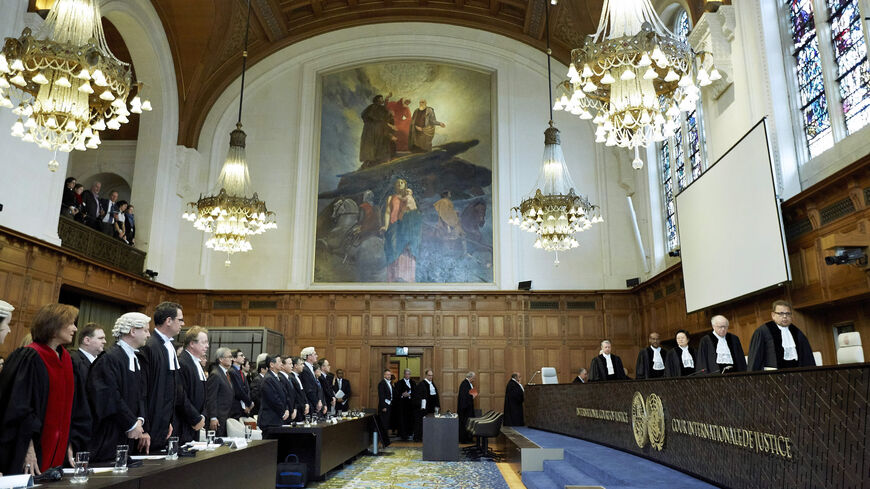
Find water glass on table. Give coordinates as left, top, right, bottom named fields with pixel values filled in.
left=71, top=451, right=89, bottom=484
left=113, top=445, right=128, bottom=473
left=244, top=425, right=253, bottom=441
left=434, top=407, right=440, bottom=415
left=166, top=436, right=179, bottom=460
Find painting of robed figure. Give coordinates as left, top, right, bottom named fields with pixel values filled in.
left=314, top=62, right=494, bottom=283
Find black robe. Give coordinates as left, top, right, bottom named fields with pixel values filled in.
left=696, top=332, right=747, bottom=374
left=333, top=377, right=352, bottom=412
left=635, top=346, right=667, bottom=379
left=572, top=376, right=586, bottom=384
left=86, top=344, right=145, bottom=463
left=664, top=346, right=698, bottom=377
left=393, top=378, right=414, bottom=439
left=457, top=379, right=475, bottom=443
left=589, top=354, right=629, bottom=381
left=258, top=372, right=287, bottom=430
left=0, top=346, right=90, bottom=474
left=748, top=321, right=815, bottom=370
left=503, top=379, right=524, bottom=426
left=174, top=350, right=206, bottom=444
left=139, top=334, right=177, bottom=449
left=413, top=380, right=440, bottom=441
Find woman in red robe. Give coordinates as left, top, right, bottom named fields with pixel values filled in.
left=0, top=303, right=87, bottom=476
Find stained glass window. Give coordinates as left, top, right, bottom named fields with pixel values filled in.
left=785, top=0, right=834, bottom=157
left=686, top=109, right=703, bottom=179
left=827, top=0, right=870, bottom=134
left=659, top=140, right=678, bottom=251
left=674, top=10, right=691, bottom=41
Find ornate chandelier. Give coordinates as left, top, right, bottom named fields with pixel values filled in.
left=509, top=0, right=602, bottom=263
left=182, top=0, right=275, bottom=266
left=553, top=0, right=719, bottom=169
left=0, top=0, right=151, bottom=171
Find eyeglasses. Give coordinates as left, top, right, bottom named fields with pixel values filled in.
left=773, top=312, right=792, bottom=317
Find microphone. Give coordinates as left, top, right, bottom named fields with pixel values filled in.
left=527, top=370, right=541, bottom=385
left=687, top=368, right=709, bottom=377
left=720, top=365, right=732, bottom=374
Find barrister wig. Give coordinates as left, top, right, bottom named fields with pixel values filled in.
left=0, top=300, right=13, bottom=319
left=112, top=312, right=152, bottom=338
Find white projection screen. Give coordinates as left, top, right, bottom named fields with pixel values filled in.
left=675, top=119, right=790, bottom=313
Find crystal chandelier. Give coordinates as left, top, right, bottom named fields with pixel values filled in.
left=552, top=0, right=719, bottom=169
left=181, top=0, right=276, bottom=266
left=0, top=0, right=151, bottom=171
left=509, top=0, right=602, bottom=264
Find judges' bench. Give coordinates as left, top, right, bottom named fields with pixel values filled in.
left=524, top=363, right=870, bottom=489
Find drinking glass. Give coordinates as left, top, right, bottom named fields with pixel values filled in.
left=113, top=445, right=128, bottom=473
left=206, top=430, right=216, bottom=450
left=244, top=425, right=253, bottom=441
left=166, top=436, right=179, bottom=460
left=434, top=407, right=440, bottom=415
left=71, top=451, right=89, bottom=483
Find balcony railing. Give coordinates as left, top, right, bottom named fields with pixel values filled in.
left=57, top=216, right=146, bottom=275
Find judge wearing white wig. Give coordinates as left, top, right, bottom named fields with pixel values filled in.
left=0, top=300, right=14, bottom=345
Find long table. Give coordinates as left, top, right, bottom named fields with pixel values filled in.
left=524, top=363, right=870, bottom=489
left=51, top=440, right=277, bottom=488
left=265, top=413, right=373, bottom=480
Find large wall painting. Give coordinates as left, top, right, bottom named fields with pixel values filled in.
left=314, top=62, right=494, bottom=283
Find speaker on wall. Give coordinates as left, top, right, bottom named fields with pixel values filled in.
left=518, top=280, right=532, bottom=290
left=626, top=277, right=640, bottom=287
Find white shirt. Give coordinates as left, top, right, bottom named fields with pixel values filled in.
left=186, top=350, right=206, bottom=381
left=778, top=325, right=798, bottom=361
left=80, top=349, right=97, bottom=364
left=383, top=379, right=392, bottom=404
left=102, top=200, right=116, bottom=223
left=603, top=353, right=615, bottom=375
left=651, top=347, right=664, bottom=370
left=426, top=379, right=436, bottom=395
left=714, top=332, right=733, bottom=364
left=680, top=345, right=694, bottom=368
left=153, top=329, right=180, bottom=370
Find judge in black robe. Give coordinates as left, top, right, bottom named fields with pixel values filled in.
left=393, top=370, right=414, bottom=440
left=503, top=373, right=524, bottom=426
left=413, top=371, right=440, bottom=441
left=0, top=343, right=90, bottom=474
left=333, top=371, right=352, bottom=413
left=175, top=347, right=207, bottom=444
left=664, top=330, right=696, bottom=377
left=457, top=373, right=476, bottom=443
left=140, top=305, right=182, bottom=450
left=87, top=342, right=147, bottom=462
left=696, top=317, right=747, bottom=374
left=748, top=321, right=815, bottom=370
left=635, top=332, right=667, bottom=379
left=589, top=341, right=630, bottom=381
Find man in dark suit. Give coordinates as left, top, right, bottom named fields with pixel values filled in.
left=333, top=369, right=351, bottom=413
left=140, top=301, right=183, bottom=450
left=413, top=369, right=440, bottom=441
left=393, top=368, right=414, bottom=440
left=229, top=349, right=252, bottom=418
left=457, top=371, right=476, bottom=443
left=71, top=322, right=106, bottom=382
left=206, top=347, right=236, bottom=437
left=290, top=357, right=310, bottom=421
left=124, top=204, right=136, bottom=245
left=175, top=327, right=208, bottom=443
left=99, top=190, right=119, bottom=236
left=317, top=358, right=336, bottom=414
left=589, top=340, right=630, bottom=381
left=503, top=372, right=524, bottom=426
left=277, top=356, right=299, bottom=421
left=80, top=181, right=102, bottom=230
left=572, top=368, right=588, bottom=384
left=258, top=356, right=289, bottom=431
left=249, top=356, right=268, bottom=416
left=377, top=369, right=393, bottom=447
left=299, top=347, right=323, bottom=414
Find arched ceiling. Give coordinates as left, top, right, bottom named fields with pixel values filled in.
left=148, top=0, right=705, bottom=148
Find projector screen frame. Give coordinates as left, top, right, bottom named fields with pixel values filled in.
left=674, top=118, right=791, bottom=314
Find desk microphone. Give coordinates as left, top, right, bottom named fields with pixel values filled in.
left=720, top=365, right=733, bottom=374
left=527, top=370, right=541, bottom=385
left=687, top=368, right=708, bottom=377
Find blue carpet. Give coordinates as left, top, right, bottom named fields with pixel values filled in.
left=515, top=427, right=718, bottom=489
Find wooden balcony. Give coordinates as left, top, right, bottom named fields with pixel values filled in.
left=57, top=216, right=146, bottom=275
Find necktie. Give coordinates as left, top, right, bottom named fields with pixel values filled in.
left=226, top=370, right=232, bottom=385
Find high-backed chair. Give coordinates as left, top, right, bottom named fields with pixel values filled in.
left=541, top=367, right=558, bottom=384
left=226, top=418, right=246, bottom=438
left=812, top=351, right=823, bottom=366
left=837, top=332, right=864, bottom=364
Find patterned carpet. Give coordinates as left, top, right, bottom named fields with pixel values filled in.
left=308, top=448, right=510, bottom=489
